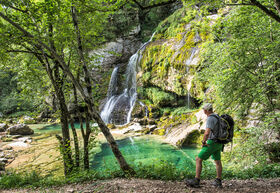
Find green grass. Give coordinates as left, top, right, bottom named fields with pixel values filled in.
left=1, top=159, right=279, bottom=190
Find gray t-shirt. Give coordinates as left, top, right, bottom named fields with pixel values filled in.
left=206, top=113, right=219, bottom=140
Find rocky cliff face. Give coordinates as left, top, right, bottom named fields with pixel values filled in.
left=132, top=8, right=223, bottom=145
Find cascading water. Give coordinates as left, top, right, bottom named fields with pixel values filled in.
left=101, top=33, right=155, bottom=125
left=139, top=101, right=149, bottom=117
left=185, top=32, right=201, bottom=109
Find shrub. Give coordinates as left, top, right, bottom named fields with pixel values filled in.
left=145, top=87, right=175, bottom=107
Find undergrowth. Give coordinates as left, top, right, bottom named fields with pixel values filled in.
left=1, top=158, right=279, bottom=189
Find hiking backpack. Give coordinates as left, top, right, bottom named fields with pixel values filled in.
left=210, top=114, right=234, bottom=144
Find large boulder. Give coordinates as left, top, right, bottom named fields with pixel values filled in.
left=164, top=109, right=207, bottom=147
left=0, top=123, right=8, bottom=132
left=7, top=124, right=34, bottom=135
left=89, top=37, right=142, bottom=69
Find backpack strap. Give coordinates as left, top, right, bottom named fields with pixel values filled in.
left=208, top=114, right=221, bottom=142
left=209, top=114, right=220, bottom=120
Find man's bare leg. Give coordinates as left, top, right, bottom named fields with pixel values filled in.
left=214, top=160, right=222, bottom=179
left=195, top=157, right=203, bottom=179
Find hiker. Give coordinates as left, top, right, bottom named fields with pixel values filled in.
left=185, top=103, right=223, bottom=188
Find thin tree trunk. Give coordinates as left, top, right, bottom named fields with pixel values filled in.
left=69, top=115, right=80, bottom=168
left=53, top=63, right=74, bottom=175
left=48, top=22, right=74, bottom=175
left=34, top=52, right=74, bottom=176
left=84, top=110, right=91, bottom=170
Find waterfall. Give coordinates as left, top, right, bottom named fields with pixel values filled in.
left=185, top=48, right=196, bottom=109
left=139, top=101, right=149, bottom=117
left=129, top=136, right=135, bottom=145
left=187, top=92, right=190, bottom=109
left=185, top=32, right=201, bottom=109
left=107, top=67, right=119, bottom=98
left=185, top=47, right=198, bottom=67
left=101, top=33, right=155, bottom=125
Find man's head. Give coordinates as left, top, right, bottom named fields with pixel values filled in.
left=203, top=103, right=213, bottom=115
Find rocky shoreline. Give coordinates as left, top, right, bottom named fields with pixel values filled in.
left=0, top=123, right=34, bottom=174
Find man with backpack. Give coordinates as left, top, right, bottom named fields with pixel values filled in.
left=185, top=103, right=223, bottom=188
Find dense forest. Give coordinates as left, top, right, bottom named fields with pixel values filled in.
left=0, top=0, right=279, bottom=192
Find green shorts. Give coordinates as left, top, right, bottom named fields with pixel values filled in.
left=198, top=140, right=223, bottom=161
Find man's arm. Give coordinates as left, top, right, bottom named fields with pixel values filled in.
left=202, top=127, right=211, bottom=145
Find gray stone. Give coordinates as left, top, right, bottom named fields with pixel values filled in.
left=19, top=137, right=33, bottom=143
left=0, top=158, right=8, bottom=163
left=89, top=37, right=142, bottom=68
left=0, top=162, right=5, bottom=171
left=7, top=124, right=34, bottom=135
left=11, top=135, right=23, bottom=139
left=147, top=125, right=157, bottom=130
left=0, top=123, right=8, bottom=132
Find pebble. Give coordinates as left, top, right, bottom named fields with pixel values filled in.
left=67, top=189, right=75, bottom=193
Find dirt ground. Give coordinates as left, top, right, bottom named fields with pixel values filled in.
left=2, top=178, right=280, bottom=193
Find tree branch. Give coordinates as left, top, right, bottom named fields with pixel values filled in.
left=225, top=3, right=277, bottom=10
left=6, top=49, right=53, bottom=58
left=83, top=0, right=129, bottom=13
left=131, top=0, right=177, bottom=10
left=274, top=0, right=280, bottom=15
left=0, top=2, right=28, bottom=13
left=225, top=3, right=254, bottom=6
left=250, top=0, right=280, bottom=23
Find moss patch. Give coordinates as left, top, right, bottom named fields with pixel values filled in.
left=182, top=130, right=203, bottom=146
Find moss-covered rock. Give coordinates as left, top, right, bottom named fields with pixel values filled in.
left=137, top=6, right=221, bottom=110
left=153, top=128, right=166, bottom=136
left=107, top=123, right=116, bottom=129
left=182, top=130, right=203, bottom=146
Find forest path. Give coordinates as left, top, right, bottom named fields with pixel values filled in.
left=2, top=178, right=280, bottom=193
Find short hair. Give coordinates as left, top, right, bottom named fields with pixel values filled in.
left=202, top=103, right=213, bottom=111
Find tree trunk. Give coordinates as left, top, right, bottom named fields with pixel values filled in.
left=35, top=53, right=74, bottom=176
left=83, top=110, right=91, bottom=170
left=69, top=115, right=80, bottom=168
left=53, top=63, right=74, bottom=175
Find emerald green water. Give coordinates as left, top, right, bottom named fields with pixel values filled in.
left=91, top=136, right=198, bottom=172
left=34, top=124, right=198, bottom=172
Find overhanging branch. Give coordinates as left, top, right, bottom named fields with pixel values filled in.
left=131, top=0, right=177, bottom=10
left=250, top=0, right=280, bottom=23
left=6, top=49, right=53, bottom=58
left=0, top=1, right=28, bottom=13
